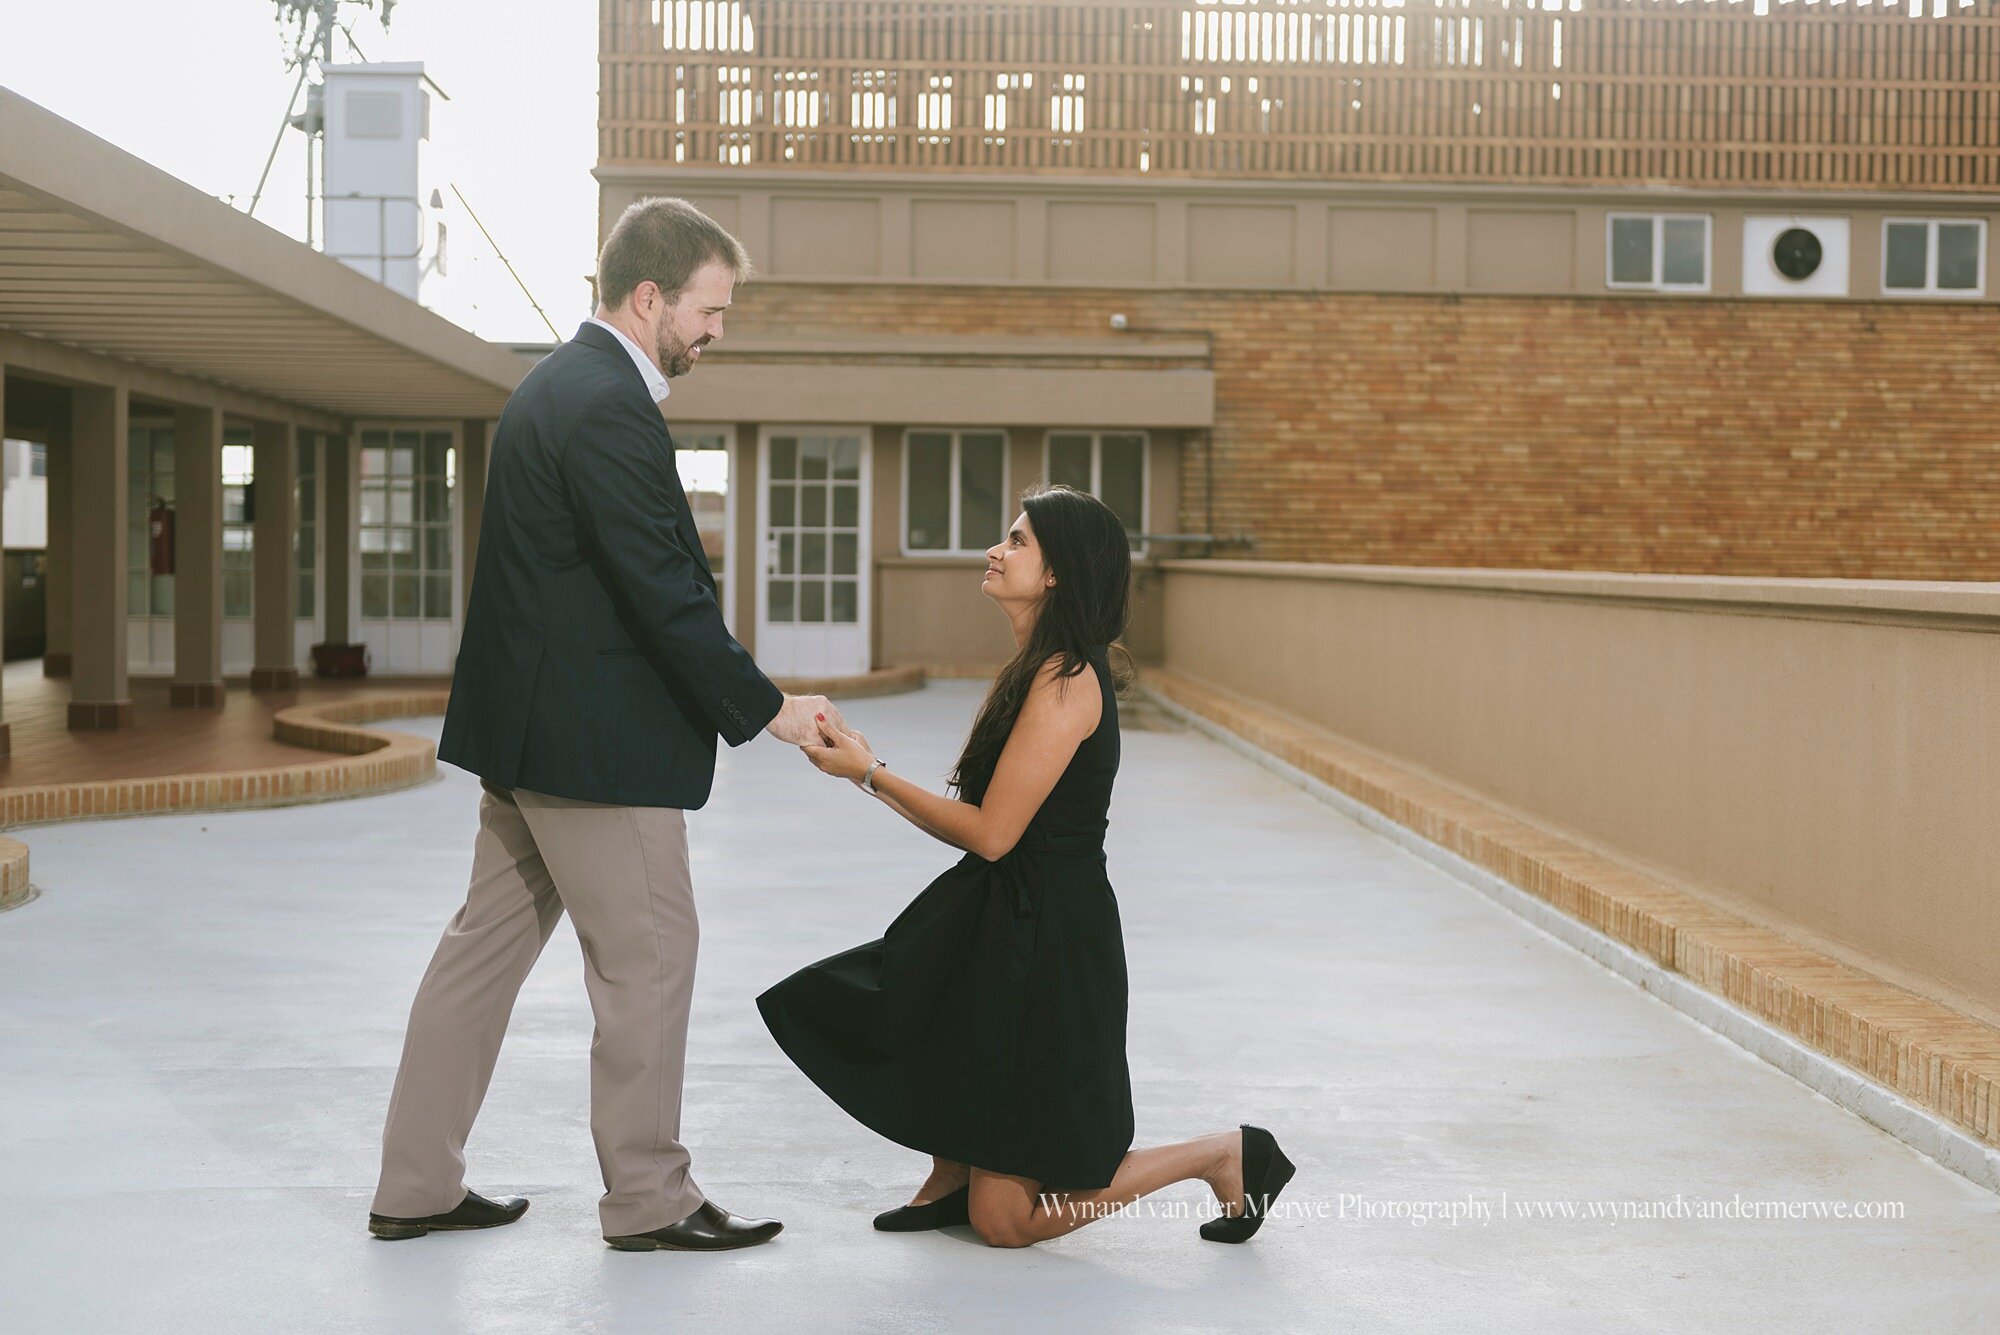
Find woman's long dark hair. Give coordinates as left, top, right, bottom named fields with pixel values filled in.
left=950, top=485, right=1135, bottom=803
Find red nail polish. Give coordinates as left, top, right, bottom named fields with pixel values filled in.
left=815, top=713, right=825, bottom=721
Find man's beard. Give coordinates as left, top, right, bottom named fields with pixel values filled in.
left=658, top=327, right=699, bottom=378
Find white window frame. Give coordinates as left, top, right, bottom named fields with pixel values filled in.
left=1605, top=212, right=1712, bottom=293
left=900, top=427, right=1011, bottom=557
left=1881, top=217, right=1987, bottom=298
left=1041, top=429, right=1151, bottom=556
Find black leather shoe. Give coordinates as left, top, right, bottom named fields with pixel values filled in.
left=368, top=1190, right=529, bottom=1240
left=604, top=1199, right=784, bottom=1252
left=1199, top=1125, right=1296, bottom=1244
left=873, top=1185, right=971, bottom=1232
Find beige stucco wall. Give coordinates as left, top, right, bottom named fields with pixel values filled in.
left=1160, top=561, right=2000, bottom=1022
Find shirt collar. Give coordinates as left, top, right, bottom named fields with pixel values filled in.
left=586, top=316, right=671, bottom=403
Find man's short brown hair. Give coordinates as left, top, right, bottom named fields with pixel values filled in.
left=595, top=197, right=751, bottom=309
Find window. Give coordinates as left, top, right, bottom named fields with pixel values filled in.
left=1883, top=219, right=1985, bottom=296
left=30, top=442, right=45, bottom=477
left=765, top=432, right=862, bottom=625
left=1044, top=431, right=1147, bottom=552
left=903, top=429, right=1007, bottom=555
left=359, top=428, right=454, bottom=621
left=1607, top=213, right=1710, bottom=291
left=126, top=424, right=175, bottom=617
left=221, top=427, right=254, bottom=619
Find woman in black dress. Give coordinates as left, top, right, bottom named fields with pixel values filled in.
left=758, top=485, right=1295, bottom=1248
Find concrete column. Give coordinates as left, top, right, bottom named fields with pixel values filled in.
left=323, top=432, right=352, bottom=645
left=250, top=419, right=298, bottom=691
left=43, top=410, right=72, bottom=678
left=458, top=419, right=488, bottom=621
left=170, top=405, right=224, bottom=708
left=68, top=382, right=130, bottom=730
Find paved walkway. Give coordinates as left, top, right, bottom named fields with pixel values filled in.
left=2, top=682, right=1998, bottom=1332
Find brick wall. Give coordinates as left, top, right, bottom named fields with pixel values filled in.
left=727, top=283, right=2000, bottom=579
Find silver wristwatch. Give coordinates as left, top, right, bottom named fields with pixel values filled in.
left=861, top=757, right=888, bottom=796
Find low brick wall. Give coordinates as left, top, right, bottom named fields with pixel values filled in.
left=1145, top=665, right=2000, bottom=1160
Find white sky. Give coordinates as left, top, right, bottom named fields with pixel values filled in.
left=0, top=0, right=600, bottom=344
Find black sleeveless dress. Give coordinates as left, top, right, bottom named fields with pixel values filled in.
left=757, top=649, right=1134, bottom=1191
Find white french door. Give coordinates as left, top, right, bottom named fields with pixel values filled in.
left=353, top=423, right=461, bottom=675
left=755, top=427, right=870, bottom=677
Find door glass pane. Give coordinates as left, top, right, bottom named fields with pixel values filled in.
left=833, top=484, right=859, bottom=528
left=770, top=437, right=798, bottom=479
left=802, top=485, right=827, bottom=527
left=389, top=485, right=414, bottom=525
left=151, top=574, right=174, bottom=616
left=832, top=533, right=857, bottom=575
left=906, top=433, right=951, bottom=549
left=297, top=572, right=315, bottom=615
left=778, top=533, right=795, bottom=574
left=831, top=580, right=857, bottom=623
left=421, top=525, right=449, bottom=572
left=360, top=490, right=386, bottom=525
left=390, top=528, right=419, bottom=570
left=361, top=529, right=388, bottom=570
left=1661, top=218, right=1705, bottom=285
left=1610, top=217, right=1653, bottom=283
left=223, top=572, right=252, bottom=619
left=1101, top=434, right=1145, bottom=543
left=1884, top=223, right=1928, bottom=289
left=800, top=580, right=826, bottom=622
left=770, top=483, right=795, bottom=527
left=1049, top=434, right=1092, bottom=491
left=422, top=432, right=451, bottom=479
left=832, top=436, right=861, bottom=480
left=768, top=579, right=795, bottom=622
left=800, top=436, right=829, bottom=480
left=424, top=574, right=453, bottom=618
left=392, top=574, right=421, bottom=617
left=959, top=432, right=1005, bottom=550
left=801, top=532, right=827, bottom=575
left=362, top=573, right=389, bottom=618
left=1938, top=223, right=1981, bottom=290
left=422, top=475, right=450, bottom=522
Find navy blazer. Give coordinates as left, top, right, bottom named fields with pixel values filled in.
left=438, top=321, right=783, bottom=808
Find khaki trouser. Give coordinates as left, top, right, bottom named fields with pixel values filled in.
left=372, top=781, right=705, bottom=1237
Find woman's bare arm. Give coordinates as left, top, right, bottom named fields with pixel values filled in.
left=804, top=658, right=1102, bottom=861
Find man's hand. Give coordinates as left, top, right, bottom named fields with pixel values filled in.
left=766, top=693, right=846, bottom=745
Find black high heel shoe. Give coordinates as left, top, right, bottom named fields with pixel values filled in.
left=1200, top=1124, right=1295, bottom=1244
left=873, top=1184, right=971, bottom=1232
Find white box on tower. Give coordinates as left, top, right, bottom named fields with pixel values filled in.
left=321, top=62, right=430, bottom=299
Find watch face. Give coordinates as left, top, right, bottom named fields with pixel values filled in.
left=1773, top=227, right=1823, bottom=280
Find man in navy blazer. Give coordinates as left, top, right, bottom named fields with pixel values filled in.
left=370, top=198, right=838, bottom=1252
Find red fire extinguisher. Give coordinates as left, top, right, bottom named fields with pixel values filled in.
left=148, top=497, right=175, bottom=577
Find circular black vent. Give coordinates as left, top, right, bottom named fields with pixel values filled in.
left=1772, top=227, right=1823, bottom=281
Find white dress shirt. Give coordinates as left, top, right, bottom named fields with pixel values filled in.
left=587, top=316, right=671, bottom=404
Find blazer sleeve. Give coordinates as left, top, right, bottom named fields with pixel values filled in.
left=559, top=395, right=783, bottom=745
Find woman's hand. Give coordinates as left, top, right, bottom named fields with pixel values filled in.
left=802, top=723, right=874, bottom=782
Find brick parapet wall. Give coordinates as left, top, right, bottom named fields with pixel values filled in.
left=726, top=284, right=2000, bottom=579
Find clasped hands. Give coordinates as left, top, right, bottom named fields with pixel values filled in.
left=766, top=693, right=877, bottom=785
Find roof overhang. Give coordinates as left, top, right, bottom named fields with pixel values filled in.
left=0, top=89, right=528, bottom=424
left=661, top=335, right=1215, bottom=427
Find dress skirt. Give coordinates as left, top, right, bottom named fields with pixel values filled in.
left=757, top=829, right=1135, bottom=1191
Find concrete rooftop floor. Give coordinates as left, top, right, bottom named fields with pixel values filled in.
left=2, top=681, right=1998, bottom=1333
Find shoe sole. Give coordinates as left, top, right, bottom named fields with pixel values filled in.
left=604, top=1225, right=784, bottom=1252
left=368, top=1217, right=524, bottom=1240
left=368, top=1204, right=529, bottom=1241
